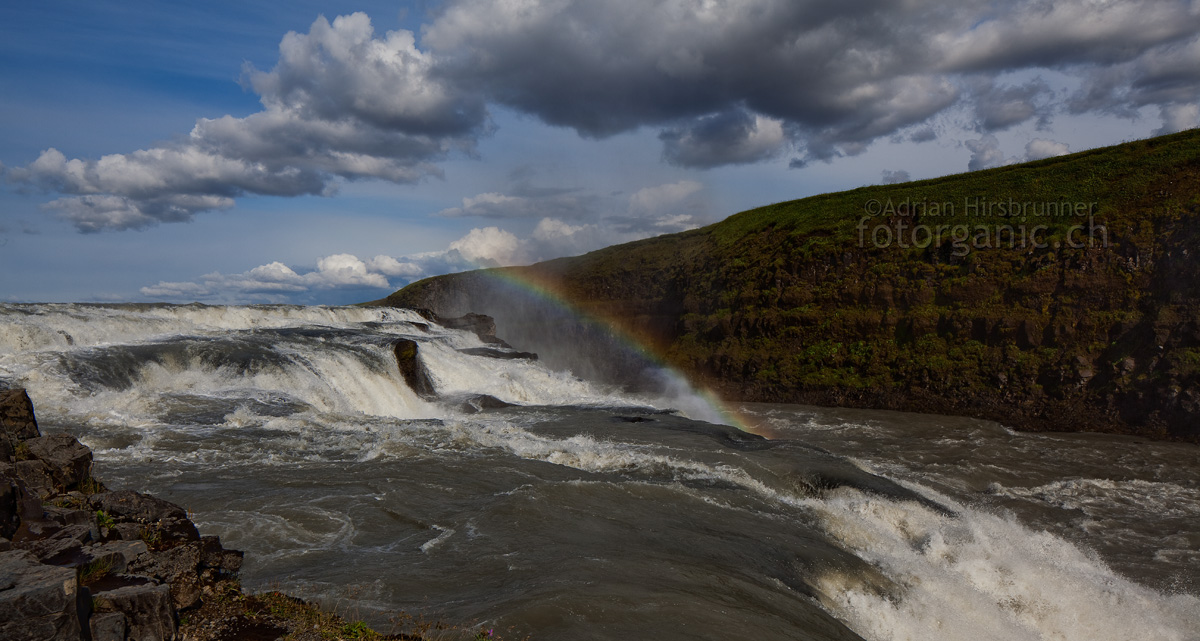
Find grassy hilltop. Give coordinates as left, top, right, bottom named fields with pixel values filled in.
left=383, top=129, right=1200, bottom=440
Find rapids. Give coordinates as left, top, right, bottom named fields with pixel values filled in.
left=1, top=303, right=1197, bottom=640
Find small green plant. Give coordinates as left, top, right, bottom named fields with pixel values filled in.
left=78, top=475, right=106, bottom=495
left=96, top=509, right=115, bottom=529
left=339, top=620, right=373, bottom=639
left=139, top=526, right=162, bottom=549
left=13, top=441, right=32, bottom=461
left=77, top=557, right=114, bottom=586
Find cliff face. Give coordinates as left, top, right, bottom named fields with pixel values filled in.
left=383, top=130, right=1200, bottom=441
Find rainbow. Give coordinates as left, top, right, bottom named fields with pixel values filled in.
left=464, top=267, right=772, bottom=437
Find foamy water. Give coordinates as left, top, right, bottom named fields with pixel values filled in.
left=3, top=304, right=1196, bottom=641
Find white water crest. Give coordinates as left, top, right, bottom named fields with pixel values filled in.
left=0, top=303, right=641, bottom=429
left=808, top=485, right=1200, bottom=641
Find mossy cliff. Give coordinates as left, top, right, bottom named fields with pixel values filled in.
left=383, top=130, right=1200, bottom=441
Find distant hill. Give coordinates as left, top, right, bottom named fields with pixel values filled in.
left=379, top=129, right=1200, bottom=441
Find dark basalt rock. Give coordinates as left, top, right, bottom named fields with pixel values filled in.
left=197, top=535, right=243, bottom=575
left=43, top=505, right=99, bottom=531
left=106, top=522, right=149, bottom=542
left=131, top=543, right=204, bottom=610
left=394, top=338, right=437, bottom=399
left=84, top=540, right=149, bottom=576
left=87, top=490, right=188, bottom=524
left=458, top=346, right=538, bottom=360
left=0, top=389, right=40, bottom=444
left=0, top=466, right=43, bottom=539
left=22, top=434, right=93, bottom=493
left=89, top=611, right=127, bottom=641
left=457, top=394, right=516, bottom=414
left=0, top=549, right=83, bottom=641
left=1, top=388, right=41, bottom=467
left=437, top=312, right=506, bottom=345
left=1, top=389, right=247, bottom=640
left=14, top=523, right=93, bottom=563
left=0, top=479, right=14, bottom=540
left=409, top=308, right=513, bottom=347
left=13, top=460, right=55, bottom=499
left=92, top=582, right=176, bottom=641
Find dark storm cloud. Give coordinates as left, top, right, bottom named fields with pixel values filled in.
left=427, top=0, right=1199, bottom=166
left=426, top=0, right=961, bottom=163
left=909, top=128, right=938, bottom=144
left=659, top=108, right=788, bottom=168
left=970, top=78, right=1055, bottom=131
left=1069, top=36, right=1200, bottom=131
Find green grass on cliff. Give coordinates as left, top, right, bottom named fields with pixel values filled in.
left=389, top=129, right=1200, bottom=439
left=539, top=129, right=1198, bottom=280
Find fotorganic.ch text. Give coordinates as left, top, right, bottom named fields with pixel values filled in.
left=858, top=197, right=1107, bottom=256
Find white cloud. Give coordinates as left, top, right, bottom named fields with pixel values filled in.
left=966, top=135, right=1019, bottom=171
left=431, top=177, right=707, bottom=257
left=1024, top=138, right=1071, bottom=161
left=245, top=13, right=478, bottom=133
left=532, top=218, right=585, bottom=243
left=13, top=13, right=486, bottom=232
left=141, top=252, right=405, bottom=302
left=447, top=226, right=525, bottom=266
left=139, top=281, right=211, bottom=299
left=310, top=254, right=390, bottom=288
left=1154, top=103, right=1200, bottom=136
left=366, top=255, right=424, bottom=277
left=966, top=134, right=1072, bottom=170
left=246, top=262, right=304, bottom=285
left=442, top=192, right=521, bottom=216
left=135, top=179, right=714, bottom=303
left=629, top=180, right=703, bottom=215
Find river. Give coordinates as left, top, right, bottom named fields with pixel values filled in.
left=2, top=303, right=1196, bottom=640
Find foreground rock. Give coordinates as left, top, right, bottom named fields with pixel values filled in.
left=2, top=389, right=248, bottom=640
left=0, top=550, right=81, bottom=640
left=1, top=389, right=431, bottom=641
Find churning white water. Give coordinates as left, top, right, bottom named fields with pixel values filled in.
left=2, top=303, right=1197, bottom=641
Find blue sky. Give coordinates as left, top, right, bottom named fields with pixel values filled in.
left=2, top=0, right=1197, bottom=304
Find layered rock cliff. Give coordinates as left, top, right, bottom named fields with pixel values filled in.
left=381, top=129, right=1200, bottom=441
